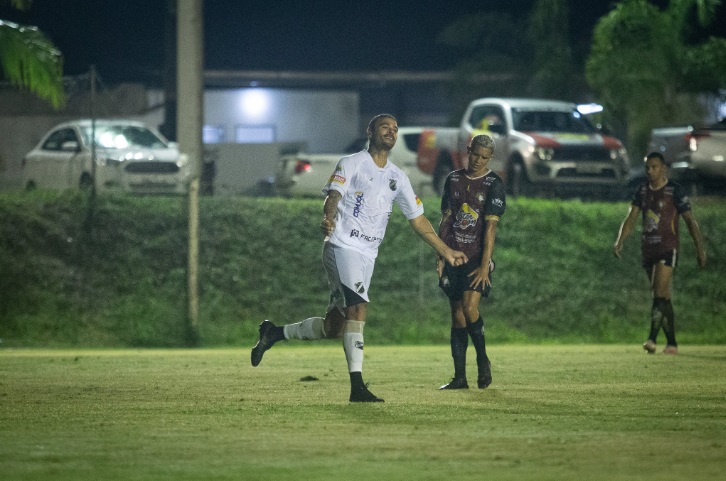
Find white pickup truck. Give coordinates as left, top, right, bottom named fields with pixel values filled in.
left=416, top=98, right=630, bottom=197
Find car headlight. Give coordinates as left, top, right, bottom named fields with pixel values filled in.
left=609, top=148, right=626, bottom=160
left=536, top=147, right=554, bottom=162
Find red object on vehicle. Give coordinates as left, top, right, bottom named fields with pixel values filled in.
left=295, top=159, right=312, bottom=174
left=686, top=130, right=711, bottom=151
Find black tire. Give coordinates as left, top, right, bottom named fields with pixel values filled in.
left=79, top=173, right=94, bottom=190
left=507, top=159, right=531, bottom=197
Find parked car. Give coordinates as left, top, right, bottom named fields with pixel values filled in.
left=627, top=119, right=726, bottom=196
left=275, top=126, right=436, bottom=197
left=21, top=119, right=190, bottom=194
left=686, top=118, right=726, bottom=192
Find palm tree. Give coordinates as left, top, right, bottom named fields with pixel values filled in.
left=0, top=0, right=65, bottom=108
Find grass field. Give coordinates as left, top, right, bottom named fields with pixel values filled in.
left=1, top=345, right=725, bottom=480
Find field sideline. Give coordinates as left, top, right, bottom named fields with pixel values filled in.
left=1, top=345, right=725, bottom=481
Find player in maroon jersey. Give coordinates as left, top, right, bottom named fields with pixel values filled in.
left=614, top=152, right=707, bottom=354
left=437, top=134, right=506, bottom=389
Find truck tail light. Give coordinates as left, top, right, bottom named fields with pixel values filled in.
left=686, top=131, right=710, bottom=152
left=294, top=159, right=312, bottom=174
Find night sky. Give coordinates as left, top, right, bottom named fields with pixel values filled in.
left=1, top=0, right=725, bottom=85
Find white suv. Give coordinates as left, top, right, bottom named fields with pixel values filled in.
left=21, top=119, right=189, bottom=194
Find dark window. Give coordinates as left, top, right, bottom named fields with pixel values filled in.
left=468, top=106, right=505, bottom=131
left=42, top=128, right=78, bottom=151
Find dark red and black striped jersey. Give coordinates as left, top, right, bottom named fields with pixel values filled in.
left=631, top=180, right=691, bottom=256
left=439, top=169, right=506, bottom=261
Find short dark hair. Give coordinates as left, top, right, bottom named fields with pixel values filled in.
left=644, top=151, right=666, bottom=165
left=367, top=113, right=397, bottom=133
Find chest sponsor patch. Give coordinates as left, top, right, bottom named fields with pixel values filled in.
left=454, top=203, right=479, bottom=229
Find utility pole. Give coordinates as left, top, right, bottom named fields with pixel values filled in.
left=161, top=0, right=178, bottom=141
left=177, top=0, right=204, bottom=346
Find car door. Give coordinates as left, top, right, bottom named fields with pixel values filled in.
left=35, top=128, right=81, bottom=189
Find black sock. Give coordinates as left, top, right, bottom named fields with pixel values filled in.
left=349, top=371, right=365, bottom=390
left=659, top=298, right=677, bottom=346
left=648, top=298, right=665, bottom=342
left=451, top=327, right=468, bottom=379
left=467, top=317, right=489, bottom=371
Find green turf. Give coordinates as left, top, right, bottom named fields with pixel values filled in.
left=1, top=345, right=724, bottom=480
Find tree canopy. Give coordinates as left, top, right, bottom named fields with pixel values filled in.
left=0, top=0, right=65, bottom=108
left=586, top=0, right=726, bottom=157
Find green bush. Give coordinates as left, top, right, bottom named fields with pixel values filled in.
left=1, top=191, right=724, bottom=347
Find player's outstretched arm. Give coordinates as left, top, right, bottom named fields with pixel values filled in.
left=409, top=214, right=467, bottom=266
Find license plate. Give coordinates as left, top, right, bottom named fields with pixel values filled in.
left=576, top=164, right=602, bottom=174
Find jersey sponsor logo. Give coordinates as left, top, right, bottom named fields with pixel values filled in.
left=350, top=229, right=382, bottom=243
left=389, top=179, right=397, bottom=191
left=353, top=191, right=364, bottom=217
left=455, top=232, right=477, bottom=244
left=491, top=197, right=504, bottom=207
left=454, top=203, right=479, bottom=229
left=329, top=173, right=346, bottom=185
left=644, top=210, right=660, bottom=233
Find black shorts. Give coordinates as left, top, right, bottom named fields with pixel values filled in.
left=439, top=259, right=495, bottom=301
left=642, top=249, right=677, bottom=271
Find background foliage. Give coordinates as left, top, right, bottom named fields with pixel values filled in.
left=1, top=191, right=724, bottom=347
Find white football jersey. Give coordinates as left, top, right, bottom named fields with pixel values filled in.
left=323, top=150, right=424, bottom=260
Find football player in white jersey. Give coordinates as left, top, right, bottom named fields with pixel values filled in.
left=251, top=114, right=468, bottom=402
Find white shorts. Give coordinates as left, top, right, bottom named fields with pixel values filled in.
left=323, top=241, right=374, bottom=311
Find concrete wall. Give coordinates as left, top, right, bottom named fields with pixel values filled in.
left=204, top=88, right=360, bottom=154
left=205, top=142, right=302, bottom=196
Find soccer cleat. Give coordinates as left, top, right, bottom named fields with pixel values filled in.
left=477, top=359, right=492, bottom=389
left=251, top=320, right=277, bottom=367
left=642, top=339, right=657, bottom=354
left=439, top=377, right=469, bottom=390
left=349, top=384, right=384, bottom=402
left=662, top=345, right=679, bottom=355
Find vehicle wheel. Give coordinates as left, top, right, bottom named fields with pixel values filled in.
left=79, top=173, right=94, bottom=190
left=508, top=160, right=531, bottom=197
left=432, top=153, right=452, bottom=196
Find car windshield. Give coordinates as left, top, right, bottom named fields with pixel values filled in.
left=512, top=109, right=596, bottom=134
left=81, top=125, right=168, bottom=149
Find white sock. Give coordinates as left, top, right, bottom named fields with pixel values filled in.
left=342, top=320, right=365, bottom=373
left=283, top=317, right=326, bottom=340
